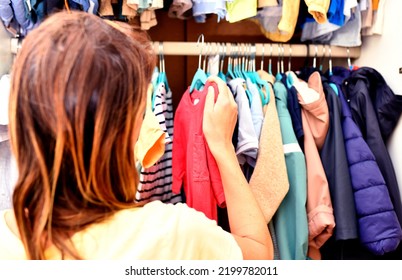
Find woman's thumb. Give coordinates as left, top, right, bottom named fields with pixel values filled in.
left=204, top=86, right=215, bottom=113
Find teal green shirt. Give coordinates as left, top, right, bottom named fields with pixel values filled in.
left=273, top=81, right=309, bottom=260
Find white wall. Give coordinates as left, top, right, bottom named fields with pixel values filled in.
left=354, top=0, right=402, bottom=201
left=0, top=24, right=13, bottom=76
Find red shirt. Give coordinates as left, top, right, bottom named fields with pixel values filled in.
left=172, top=81, right=225, bottom=221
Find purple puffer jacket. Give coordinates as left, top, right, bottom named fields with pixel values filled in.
left=338, top=87, right=402, bottom=255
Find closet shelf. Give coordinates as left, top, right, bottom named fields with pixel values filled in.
left=152, top=41, right=361, bottom=59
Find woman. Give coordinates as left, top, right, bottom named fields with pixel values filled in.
left=0, top=11, right=273, bottom=260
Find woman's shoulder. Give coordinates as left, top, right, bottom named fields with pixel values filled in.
left=116, top=201, right=222, bottom=231
left=81, top=201, right=242, bottom=259
left=0, top=209, right=26, bottom=259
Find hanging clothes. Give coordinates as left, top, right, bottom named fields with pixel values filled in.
left=319, top=66, right=402, bottom=259
left=168, top=0, right=192, bottom=20
left=298, top=66, right=359, bottom=244
left=304, top=0, right=331, bottom=23
left=341, top=67, right=402, bottom=227
left=272, top=78, right=308, bottom=260
left=281, top=73, right=304, bottom=151
left=245, top=78, right=264, bottom=141
left=192, top=0, right=226, bottom=23
left=226, top=0, right=257, bottom=23
left=292, top=71, right=335, bottom=260
left=336, top=78, right=402, bottom=255
left=252, top=0, right=301, bottom=42
left=319, top=75, right=358, bottom=241
left=248, top=71, right=289, bottom=223
left=172, top=80, right=226, bottom=221
left=137, top=78, right=181, bottom=204
left=227, top=78, right=259, bottom=168
left=298, top=67, right=359, bottom=242
left=135, top=84, right=165, bottom=170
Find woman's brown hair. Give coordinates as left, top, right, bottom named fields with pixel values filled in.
left=9, top=11, right=156, bottom=259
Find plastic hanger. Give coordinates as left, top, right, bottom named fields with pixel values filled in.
left=238, top=44, right=247, bottom=80
left=313, top=44, right=318, bottom=69
left=203, top=42, right=212, bottom=77
left=226, top=43, right=235, bottom=80
left=157, top=42, right=169, bottom=92
left=234, top=44, right=243, bottom=79
left=328, top=46, right=333, bottom=77
left=242, top=44, right=249, bottom=80
left=250, top=44, right=270, bottom=105
left=240, top=44, right=253, bottom=106
left=275, top=44, right=283, bottom=81
left=320, top=45, right=326, bottom=72
left=268, top=44, right=273, bottom=75
left=327, top=46, right=339, bottom=96
left=347, top=47, right=355, bottom=71
left=218, top=43, right=227, bottom=82
left=288, top=44, right=292, bottom=74
left=280, top=44, right=285, bottom=75
left=152, top=43, right=169, bottom=109
left=189, top=34, right=208, bottom=93
left=260, top=43, right=265, bottom=72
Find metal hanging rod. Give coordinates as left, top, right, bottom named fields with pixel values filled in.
left=151, top=41, right=360, bottom=59
left=10, top=37, right=360, bottom=59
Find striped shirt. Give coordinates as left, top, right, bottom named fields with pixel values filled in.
left=136, top=82, right=182, bottom=204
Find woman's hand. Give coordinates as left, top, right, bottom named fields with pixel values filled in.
left=202, top=77, right=238, bottom=158
left=202, top=76, right=273, bottom=260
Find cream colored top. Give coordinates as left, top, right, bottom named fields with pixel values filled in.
left=0, top=201, right=242, bottom=260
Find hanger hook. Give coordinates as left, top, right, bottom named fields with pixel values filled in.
left=251, top=43, right=256, bottom=72
left=280, top=44, right=285, bottom=74
left=203, top=42, right=211, bottom=72
left=329, top=46, right=333, bottom=75
left=313, top=44, right=318, bottom=68
left=260, top=44, right=265, bottom=71
left=196, top=34, right=205, bottom=69
left=220, top=43, right=226, bottom=72
left=158, top=42, right=163, bottom=72
left=269, top=44, right=273, bottom=74
left=288, top=44, right=292, bottom=72
left=347, top=47, right=352, bottom=69
left=277, top=44, right=281, bottom=74
left=320, top=45, right=326, bottom=71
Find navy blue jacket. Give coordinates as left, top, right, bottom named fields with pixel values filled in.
left=338, top=83, right=402, bottom=255
left=342, top=67, right=402, bottom=227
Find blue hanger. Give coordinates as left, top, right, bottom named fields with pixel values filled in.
left=251, top=44, right=270, bottom=105
left=328, top=46, right=334, bottom=77
left=319, top=45, right=326, bottom=72
left=268, top=44, right=273, bottom=75
left=189, top=34, right=208, bottom=93
left=234, top=45, right=242, bottom=79
left=275, top=44, right=284, bottom=81
left=224, top=43, right=234, bottom=80
left=239, top=44, right=253, bottom=106
left=327, top=46, right=339, bottom=96
left=218, top=43, right=227, bottom=82
left=158, top=42, right=170, bottom=91
left=347, top=47, right=355, bottom=71
left=152, top=43, right=171, bottom=109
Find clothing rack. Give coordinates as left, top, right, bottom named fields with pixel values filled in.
left=10, top=37, right=360, bottom=59
left=151, top=41, right=361, bottom=59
